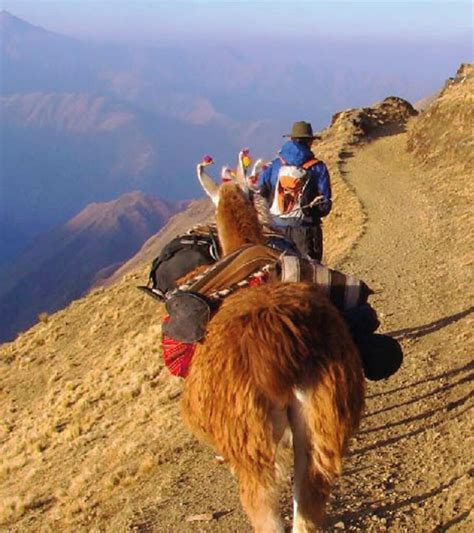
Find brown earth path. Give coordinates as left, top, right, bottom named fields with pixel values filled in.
left=326, top=132, right=473, bottom=532
left=119, top=131, right=473, bottom=532
left=176, top=131, right=472, bottom=532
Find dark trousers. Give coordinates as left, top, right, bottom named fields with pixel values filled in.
left=284, top=224, right=323, bottom=261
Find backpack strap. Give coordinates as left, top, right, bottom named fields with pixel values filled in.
left=302, top=158, right=320, bottom=170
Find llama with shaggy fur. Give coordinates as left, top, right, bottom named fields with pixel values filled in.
left=180, top=151, right=365, bottom=532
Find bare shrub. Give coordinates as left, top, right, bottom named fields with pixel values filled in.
left=38, top=312, right=49, bottom=324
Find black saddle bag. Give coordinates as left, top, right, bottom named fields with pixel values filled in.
left=162, top=291, right=215, bottom=343
left=150, top=233, right=219, bottom=294
left=355, top=334, right=403, bottom=381
left=343, top=304, right=403, bottom=380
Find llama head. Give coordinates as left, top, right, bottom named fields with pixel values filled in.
left=219, top=152, right=265, bottom=189
left=197, top=149, right=259, bottom=206
left=248, top=159, right=266, bottom=188
left=197, top=150, right=267, bottom=255
left=220, top=166, right=235, bottom=183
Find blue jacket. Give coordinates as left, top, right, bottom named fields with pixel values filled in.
left=258, top=140, right=332, bottom=223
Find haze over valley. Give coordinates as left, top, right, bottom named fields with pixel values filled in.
left=0, top=4, right=471, bottom=341
left=1, top=8, right=470, bottom=265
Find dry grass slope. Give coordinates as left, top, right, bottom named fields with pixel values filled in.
left=407, top=62, right=474, bottom=297
left=0, top=271, right=187, bottom=528
left=408, top=63, right=473, bottom=173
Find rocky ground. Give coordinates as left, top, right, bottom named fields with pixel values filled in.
left=1, top=67, right=472, bottom=532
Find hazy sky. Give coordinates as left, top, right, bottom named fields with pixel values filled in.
left=2, top=0, right=473, bottom=44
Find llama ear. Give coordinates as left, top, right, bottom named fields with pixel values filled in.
left=250, top=159, right=264, bottom=178
left=235, top=149, right=250, bottom=193
left=221, top=166, right=234, bottom=182
left=197, top=163, right=220, bottom=206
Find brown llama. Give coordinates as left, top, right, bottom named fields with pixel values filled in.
left=180, top=153, right=365, bottom=532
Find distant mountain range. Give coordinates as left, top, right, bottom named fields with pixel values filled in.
left=0, top=11, right=242, bottom=266
left=2, top=11, right=466, bottom=254
left=0, top=10, right=469, bottom=339
left=0, top=191, right=184, bottom=342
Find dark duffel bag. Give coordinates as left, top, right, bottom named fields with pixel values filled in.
left=149, top=232, right=219, bottom=296
left=355, top=334, right=403, bottom=381
left=343, top=304, right=403, bottom=380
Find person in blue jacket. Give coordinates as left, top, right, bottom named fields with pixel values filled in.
left=258, top=121, right=332, bottom=261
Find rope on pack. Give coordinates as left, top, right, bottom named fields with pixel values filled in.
left=207, top=263, right=276, bottom=302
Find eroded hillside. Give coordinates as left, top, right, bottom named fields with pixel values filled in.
left=1, top=71, right=472, bottom=531
left=407, top=63, right=473, bottom=309
left=0, top=192, right=184, bottom=343
left=408, top=63, right=473, bottom=173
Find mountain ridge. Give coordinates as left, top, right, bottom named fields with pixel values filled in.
left=0, top=191, right=185, bottom=342
left=0, top=10, right=67, bottom=38
left=2, top=11, right=467, bottom=269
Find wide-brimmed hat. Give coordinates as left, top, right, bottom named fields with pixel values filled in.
left=283, top=121, right=321, bottom=139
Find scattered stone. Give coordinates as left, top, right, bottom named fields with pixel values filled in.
left=185, top=510, right=231, bottom=522
left=186, top=513, right=213, bottom=522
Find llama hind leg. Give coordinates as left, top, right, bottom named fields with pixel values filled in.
left=238, top=470, right=285, bottom=533
left=237, top=410, right=287, bottom=532
left=290, top=390, right=333, bottom=533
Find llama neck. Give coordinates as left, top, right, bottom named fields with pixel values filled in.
left=216, top=183, right=265, bottom=256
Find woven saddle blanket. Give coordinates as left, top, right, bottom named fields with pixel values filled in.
left=180, top=243, right=280, bottom=297
left=161, top=244, right=373, bottom=377
left=177, top=243, right=371, bottom=311
left=161, top=243, right=372, bottom=341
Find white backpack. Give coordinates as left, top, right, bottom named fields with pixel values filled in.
left=270, top=158, right=319, bottom=226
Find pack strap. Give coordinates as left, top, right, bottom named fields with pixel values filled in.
left=302, top=158, right=320, bottom=170
left=278, top=157, right=319, bottom=170
left=279, top=195, right=325, bottom=217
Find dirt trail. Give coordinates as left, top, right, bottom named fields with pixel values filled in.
left=131, top=131, right=473, bottom=532
left=126, top=131, right=473, bottom=533
left=327, top=132, right=473, bottom=532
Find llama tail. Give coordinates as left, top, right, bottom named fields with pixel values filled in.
left=290, top=356, right=365, bottom=530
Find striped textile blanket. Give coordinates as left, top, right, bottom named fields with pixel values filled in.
left=279, top=255, right=373, bottom=311
left=179, top=245, right=372, bottom=312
